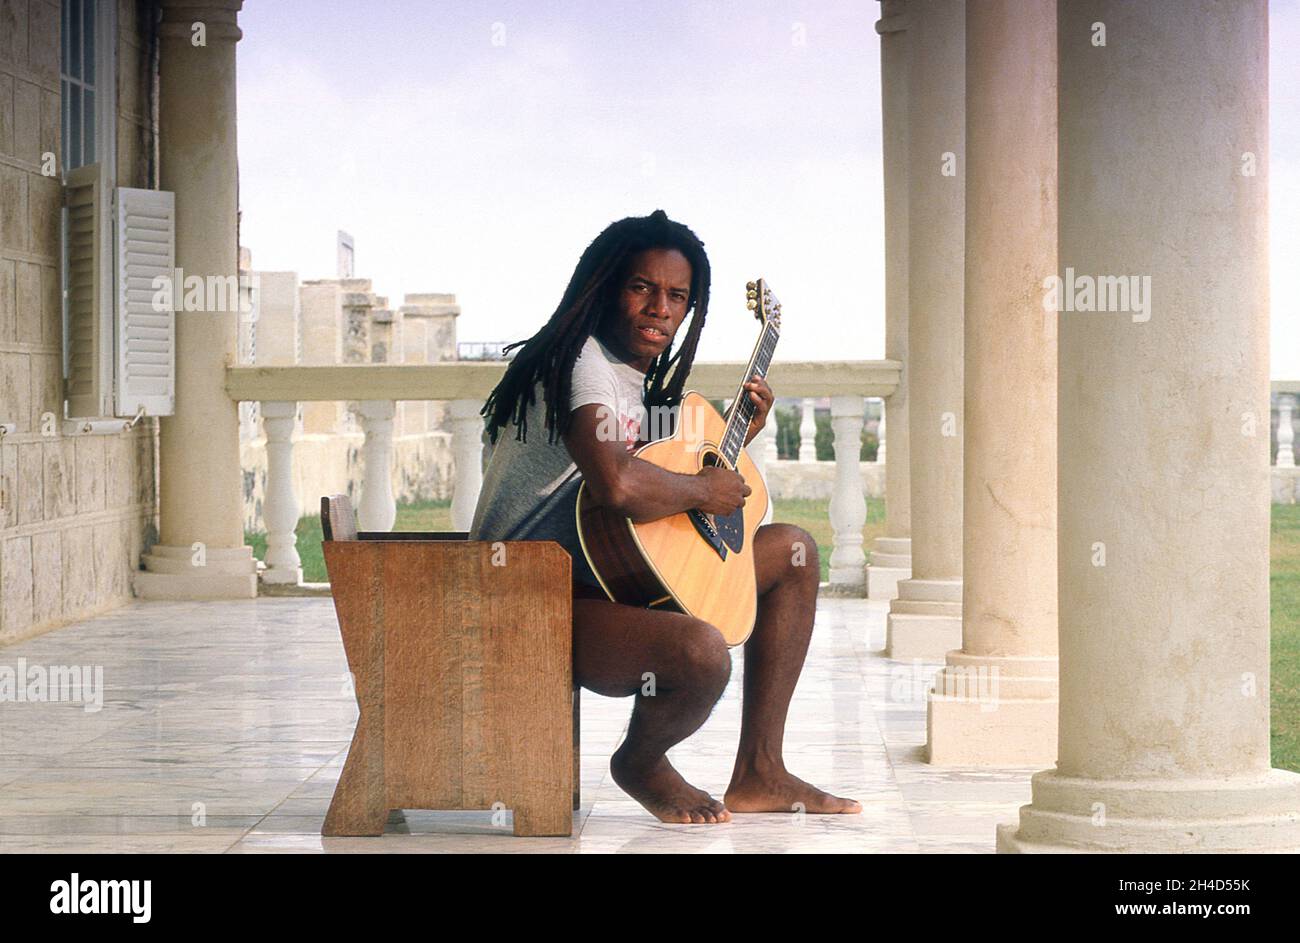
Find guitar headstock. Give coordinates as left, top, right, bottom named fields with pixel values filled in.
left=745, top=278, right=781, bottom=334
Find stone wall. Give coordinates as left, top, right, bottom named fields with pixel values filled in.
left=764, top=461, right=885, bottom=501
left=0, top=1, right=157, bottom=644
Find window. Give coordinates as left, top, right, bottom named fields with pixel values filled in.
left=59, top=0, right=117, bottom=415
left=60, top=0, right=99, bottom=171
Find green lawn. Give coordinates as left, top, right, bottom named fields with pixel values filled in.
left=247, top=499, right=1300, bottom=772
left=1271, top=505, right=1300, bottom=772
left=768, top=497, right=888, bottom=582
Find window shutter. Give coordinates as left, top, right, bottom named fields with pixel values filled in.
left=64, top=164, right=111, bottom=418
left=114, top=187, right=176, bottom=416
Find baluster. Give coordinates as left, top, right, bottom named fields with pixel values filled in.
left=1278, top=393, right=1296, bottom=468
left=357, top=400, right=397, bottom=532
left=451, top=399, right=486, bottom=530
left=759, top=419, right=777, bottom=525
left=747, top=419, right=770, bottom=477
left=799, top=397, right=818, bottom=462
left=763, top=414, right=779, bottom=466
left=828, top=395, right=867, bottom=589
left=875, top=398, right=887, bottom=464
left=261, top=400, right=302, bottom=584
left=743, top=418, right=779, bottom=527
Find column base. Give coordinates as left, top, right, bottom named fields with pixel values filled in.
left=134, top=545, right=258, bottom=600
left=997, top=768, right=1300, bottom=853
left=867, top=537, right=911, bottom=600
left=885, top=578, right=961, bottom=659
left=926, top=653, right=1058, bottom=766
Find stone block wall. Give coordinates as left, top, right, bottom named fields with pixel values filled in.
left=0, top=0, right=157, bottom=644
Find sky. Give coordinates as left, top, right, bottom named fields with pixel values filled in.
left=235, top=0, right=1299, bottom=377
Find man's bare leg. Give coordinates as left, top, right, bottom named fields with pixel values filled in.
left=724, top=523, right=862, bottom=814
left=574, top=593, right=733, bottom=824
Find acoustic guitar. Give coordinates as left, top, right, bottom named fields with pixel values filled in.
left=575, top=278, right=782, bottom=646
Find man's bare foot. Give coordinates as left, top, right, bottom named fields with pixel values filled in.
left=611, top=746, right=731, bottom=824
left=724, top=766, right=862, bottom=814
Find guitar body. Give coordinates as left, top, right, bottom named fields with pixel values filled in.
left=575, top=390, right=768, bottom=647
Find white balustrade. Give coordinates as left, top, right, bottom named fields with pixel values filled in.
left=799, top=397, right=818, bottom=462
left=260, top=400, right=302, bottom=584
left=745, top=417, right=778, bottom=527
left=250, top=386, right=891, bottom=594
left=357, top=400, right=397, bottom=532
left=762, top=415, right=779, bottom=466
left=828, top=395, right=868, bottom=588
left=450, top=399, right=486, bottom=531
left=876, top=398, right=887, bottom=464
left=1278, top=394, right=1296, bottom=468
left=747, top=420, right=772, bottom=478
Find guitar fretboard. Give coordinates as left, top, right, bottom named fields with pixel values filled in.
left=719, top=321, right=779, bottom=466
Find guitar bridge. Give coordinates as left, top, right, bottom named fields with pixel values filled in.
left=688, top=509, right=728, bottom=560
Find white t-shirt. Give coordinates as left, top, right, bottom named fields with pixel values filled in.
left=468, top=333, right=651, bottom=587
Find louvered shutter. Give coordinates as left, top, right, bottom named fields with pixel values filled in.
left=64, top=164, right=110, bottom=418
left=114, top=188, right=176, bottom=416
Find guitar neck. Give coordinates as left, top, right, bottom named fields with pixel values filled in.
left=719, top=320, right=780, bottom=466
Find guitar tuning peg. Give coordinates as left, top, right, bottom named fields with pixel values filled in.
left=746, top=299, right=758, bottom=311
left=746, top=281, right=757, bottom=291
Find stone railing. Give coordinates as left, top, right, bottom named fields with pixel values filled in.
left=225, top=359, right=901, bottom=587
left=1274, top=382, right=1299, bottom=504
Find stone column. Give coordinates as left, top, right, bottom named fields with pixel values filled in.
left=299, top=280, right=343, bottom=434
left=251, top=271, right=301, bottom=367
left=137, top=0, right=255, bottom=600
left=341, top=285, right=375, bottom=365
left=868, top=0, right=914, bottom=603
left=926, top=0, right=1058, bottom=766
left=370, top=307, right=395, bottom=365
left=397, top=294, right=460, bottom=436
left=1000, top=0, right=1300, bottom=852
left=885, top=0, right=963, bottom=658
left=340, top=284, right=376, bottom=434
left=397, top=312, right=428, bottom=436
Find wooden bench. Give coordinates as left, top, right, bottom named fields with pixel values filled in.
left=319, top=494, right=578, bottom=837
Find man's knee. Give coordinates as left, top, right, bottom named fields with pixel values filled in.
left=762, top=523, right=820, bottom=582
left=669, top=617, right=732, bottom=690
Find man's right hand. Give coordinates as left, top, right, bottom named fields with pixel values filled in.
left=695, top=465, right=751, bottom=516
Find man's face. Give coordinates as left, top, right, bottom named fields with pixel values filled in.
left=599, top=247, right=693, bottom=372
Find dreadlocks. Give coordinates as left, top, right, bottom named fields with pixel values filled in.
left=480, top=209, right=712, bottom=446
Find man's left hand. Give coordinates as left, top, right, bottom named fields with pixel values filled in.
left=742, top=374, right=774, bottom=446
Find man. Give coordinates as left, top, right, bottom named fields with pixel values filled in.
left=471, top=210, right=860, bottom=824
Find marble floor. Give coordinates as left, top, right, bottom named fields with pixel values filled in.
left=0, top=592, right=1038, bottom=853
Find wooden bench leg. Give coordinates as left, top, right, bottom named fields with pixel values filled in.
left=323, top=719, right=388, bottom=836
left=513, top=802, right=573, bottom=837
